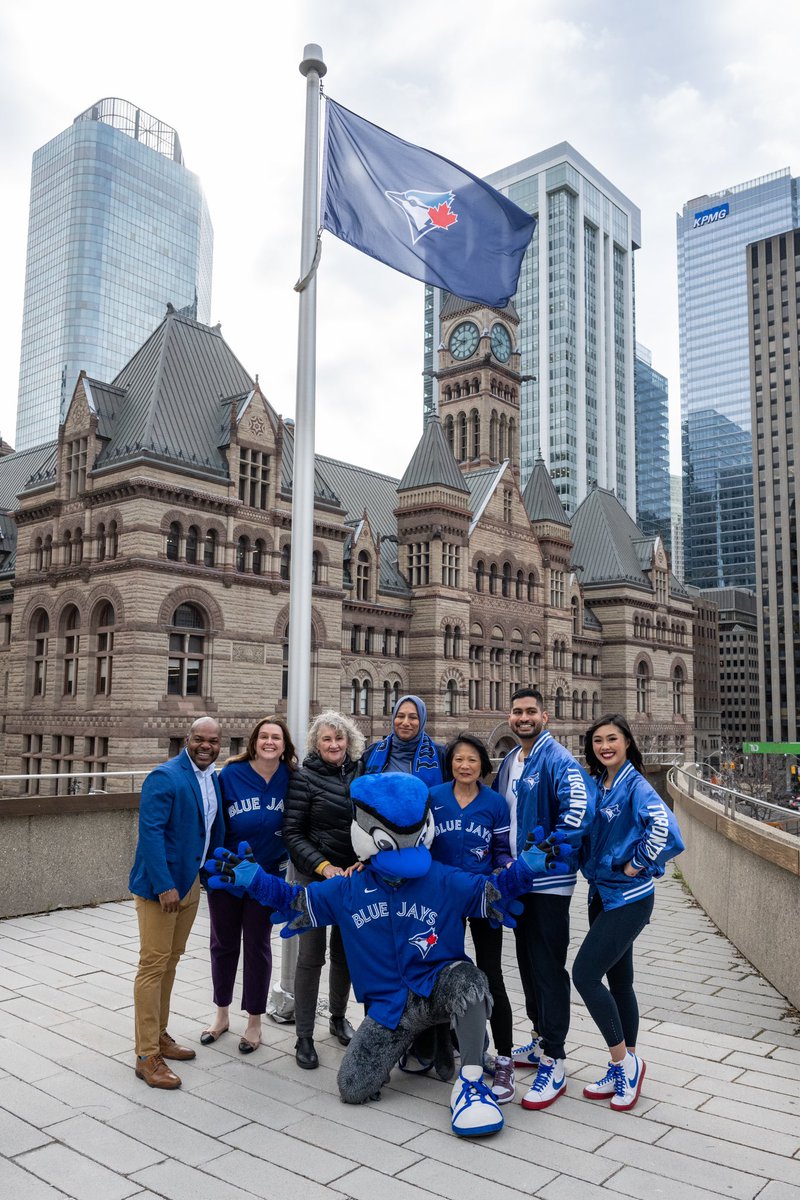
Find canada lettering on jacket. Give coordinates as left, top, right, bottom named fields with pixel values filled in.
left=395, top=901, right=438, bottom=925
left=227, top=796, right=283, bottom=818
left=562, top=769, right=589, bottom=828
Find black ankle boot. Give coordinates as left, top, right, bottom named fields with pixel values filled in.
left=295, top=1036, right=318, bottom=1069
left=329, top=1015, right=355, bottom=1045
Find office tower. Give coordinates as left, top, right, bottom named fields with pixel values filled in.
left=424, top=142, right=641, bottom=518
left=670, top=475, right=685, bottom=583
left=16, top=97, right=213, bottom=450
left=634, top=343, right=672, bottom=553
left=678, top=168, right=798, bottom=590
left=748, top=229, right=799, bottom=742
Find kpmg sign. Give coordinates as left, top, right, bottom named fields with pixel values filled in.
left=693, top=202, right=730, bottom=229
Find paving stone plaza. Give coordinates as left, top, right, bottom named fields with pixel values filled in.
left=1, top=870, right=798, bottom=1199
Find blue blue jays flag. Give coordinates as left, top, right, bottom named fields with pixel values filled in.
left=321, top=100, right=536, bottom=308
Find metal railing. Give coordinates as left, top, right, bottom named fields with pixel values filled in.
left=0, top=768, right=150, bottom=798
left=672, top=763, right=800, bottom=837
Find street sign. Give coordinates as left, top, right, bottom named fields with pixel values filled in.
left=743, top=742, right=800, bottom=755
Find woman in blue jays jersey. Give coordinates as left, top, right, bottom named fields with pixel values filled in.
left=429, top=734, right=516, bottom=1104
left=573, top=713, right=684, bottom=1112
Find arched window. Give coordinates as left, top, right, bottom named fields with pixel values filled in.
left=581, top=690, right=588, bottom=720
left=453, top=626, right=462, bottom=659
left=528, top=649, right=540, bottom=682
left=186, top=525, right=199, bottom=565
left=168, top=603, right=207, bottom=697
left=499, top=413, right=507, bottom=459
left=489, top=411, right=498, bottom=459
left=96, top=524, right=106, bottom=563
left=672, top=665, right=685, bottom=715
left=33, top=537, right=43, bottom=572
left=527, top=572, right=536, bottom=602
left=516, top=570, right=524, bottom=600
left=62, top=606, right=80, bottom=697
left=383, top=681, right=393, bottom=715
left=502, top=562, right=511, bottom=598
left=572, top=597, right=580, bottom=634
left=475, top=560, right=485, bottom=592
left=444, top=414, right=454, bottom=453
left=95, top=602, right=115, bottom=696
left=167, top=521, right=181, bottom=562
left=312, top=550, right=322, bottom=585
left=488, top=563, right=498, bottom=595
left=356, top=551, right=371, bottom=601
left=508, top=418, right=515, bottom=464
left=636, top=661, right=651, bottom=714
left=253, top=539, right=266, bottom=576
left=32, top=609, right=49, bottom=697
left=458, top=412, right=468, bottom=461
left=64, top=529, right=73, bottom=566
left=280, top=543, right=291, bottom=580
left=236, top=535, right=250, bottom=573
left=445, top=678, right=458, bottom=717
left=443, top=624, right=453, bottom=658
left=204, top=529, right=217, bottom=568
left=592, top=691, right=600, bottom=718
left=43, top=534, right=53, bottom=569
left=470, top=409, right=480, bottom=459
left=572, top=689, right=580, bottom=720
left=107, top=520, right=118, bottom=559
left=73, top=529, right=83, bottom=566
left=351, top=678, right=370, bottom=716
left=555, top=687, right=565, bottom=719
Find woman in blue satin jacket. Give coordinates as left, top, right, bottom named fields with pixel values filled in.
left=572, top=713, right=684, bottom=1113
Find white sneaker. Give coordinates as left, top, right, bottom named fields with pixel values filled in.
left=450, top=1066, right=504, bottom=1137
left=512, top=1034, right=542, bottom=1069
left=491, top=1055, right=516, bottom=1104
left=609, top=1054, right=646, bottom=1112
left=583, top=1061, right=618, bottom=1099
left=520, top=1055, right=566, bottom=1110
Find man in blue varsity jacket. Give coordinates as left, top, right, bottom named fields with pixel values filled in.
left=205, top=771, right=569, bottom=1139
left=493, top=687, right=595, bottom=1110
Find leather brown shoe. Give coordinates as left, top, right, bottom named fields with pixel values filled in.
left=160, top=1032, right=196, bottom=1061
left=135, top=1053, right=181, bottom=1089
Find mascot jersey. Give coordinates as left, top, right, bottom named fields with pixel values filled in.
left=428, top=781, right=512, bottom=876
left=304, top=860, right=490, bottom=1028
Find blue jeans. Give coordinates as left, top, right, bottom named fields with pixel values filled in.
left=572, top=891, right=654, bottom=1049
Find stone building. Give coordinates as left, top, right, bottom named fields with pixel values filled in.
left=0, top=301, right=694, bottom=793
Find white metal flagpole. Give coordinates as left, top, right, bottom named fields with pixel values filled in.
left=287, top=43, right=326, bottom=751
left=268, top=43, right=327, bottom=1028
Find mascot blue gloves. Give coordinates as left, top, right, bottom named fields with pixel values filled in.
left=205, top=772, right=568, bottom=1138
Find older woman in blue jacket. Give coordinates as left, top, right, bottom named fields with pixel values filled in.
left=573, top=713, right=684, bottom=1112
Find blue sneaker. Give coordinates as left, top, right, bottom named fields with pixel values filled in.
left=609, top=1054, right=645, bottom=1112
left=512, top=1035, right=542, bottom=1070
left=520, top=1055, right=566, bottom=1110
left=450, top=1066, right=504, bottom=1137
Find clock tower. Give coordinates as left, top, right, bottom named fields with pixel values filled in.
left=435, top=294, right=522, bottom=479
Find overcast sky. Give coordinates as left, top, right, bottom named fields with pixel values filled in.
left=1, top=0, right=798, bottom=477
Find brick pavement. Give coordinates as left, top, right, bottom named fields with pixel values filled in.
left=1, top=869, right=798, bottom=1199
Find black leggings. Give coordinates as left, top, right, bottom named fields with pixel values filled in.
left=467, top=916, right=513, bottom=1057
left=571, top=891, right=654, bottom=1049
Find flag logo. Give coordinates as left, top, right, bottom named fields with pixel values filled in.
left=386, top=189, right=458, bottom=245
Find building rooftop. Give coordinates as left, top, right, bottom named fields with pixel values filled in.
left=0, top=870, right=797, bottom=1196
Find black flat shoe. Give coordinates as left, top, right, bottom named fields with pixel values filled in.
left=295, top=1036, right=319, bottom=1069
left=200, top=1025, right=229, bottom=1045
left=329, top=1015, right=355, bottom=1046
left=239, top=1037, right=260, bottom=1054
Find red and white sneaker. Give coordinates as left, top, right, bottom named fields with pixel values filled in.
left=520, top=1055, right=566, bottom=1110
left=609, top=1054, right=646, bottom=1112
left=583, top=1061, right=618, bottom=1099
left=511, top=1035, right=542, bottom=1070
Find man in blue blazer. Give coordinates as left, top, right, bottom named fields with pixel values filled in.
left=130, top=717, right=224, bottom=1088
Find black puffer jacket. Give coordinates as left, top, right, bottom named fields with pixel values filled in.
left=283, top=751, right=362, bottom=875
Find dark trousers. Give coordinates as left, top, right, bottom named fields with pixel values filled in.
left=512, top=891, right=571, bottom=1061
left=467, top=916, right=513, bottom=1057
left=294, top=922, right=352, bottom=1037
left=207, top=886, right=273, bottom=1014
left=572, top=891, right=654, bottom=1049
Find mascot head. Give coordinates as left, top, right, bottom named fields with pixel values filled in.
left=349, top=773, right=435, bottom=878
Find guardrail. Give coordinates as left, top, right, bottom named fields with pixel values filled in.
left=675, top=763, right=800, bottom=837
left=0, top=768, right=151, bottom=798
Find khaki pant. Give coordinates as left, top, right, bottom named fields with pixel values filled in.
left=133, top=878, right=200, bottom=1057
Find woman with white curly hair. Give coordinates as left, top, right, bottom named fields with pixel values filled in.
left=282, top=710, right=365, bottom=1069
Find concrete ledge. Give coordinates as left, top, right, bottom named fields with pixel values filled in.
left=0, top=793, right=140, bottom=918
left=668, top=773, right=800, bottom=1009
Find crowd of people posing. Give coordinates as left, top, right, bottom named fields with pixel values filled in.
left=192, top=690, right=682, bottom=1128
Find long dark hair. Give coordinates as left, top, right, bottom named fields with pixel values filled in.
left=226, top=715, right=298, bottom=771
left=445, top=733, right=493, bottom=780
left=583, top=713, right=645, bottom=778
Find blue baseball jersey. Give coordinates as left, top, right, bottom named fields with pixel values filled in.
left=218, top=760, right=289, bottom=873
left=516, top=730, right=595, bottom=895
left=304, top=861, right=490, bottom=1028
left=428, top=782, right=512, bottom=875
left=581, top=760, right=684, bottom=910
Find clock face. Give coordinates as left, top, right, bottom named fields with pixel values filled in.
left=449, top=321, right=480, bottom=360
left=490, top=323, right=512, bottom=363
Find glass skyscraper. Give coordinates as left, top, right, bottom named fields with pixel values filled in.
left=424, top=142, right=640, bottom=518
left=678, top=168, right=799, bottom=589
left=634, top=343, right=671, bottom=553
left=16, top=98, right=213, bottom=451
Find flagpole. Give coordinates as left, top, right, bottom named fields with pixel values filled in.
left=287, top=43, right=326, bottom=751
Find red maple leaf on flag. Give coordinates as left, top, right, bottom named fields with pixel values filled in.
left=428, top=202, right=457, bottom=229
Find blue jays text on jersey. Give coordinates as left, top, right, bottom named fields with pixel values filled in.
left=580, top=760, right=684, bottom=910
left=428, top=782, right=512, bottom=876
left=217, top=759, right=288, bottom=873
